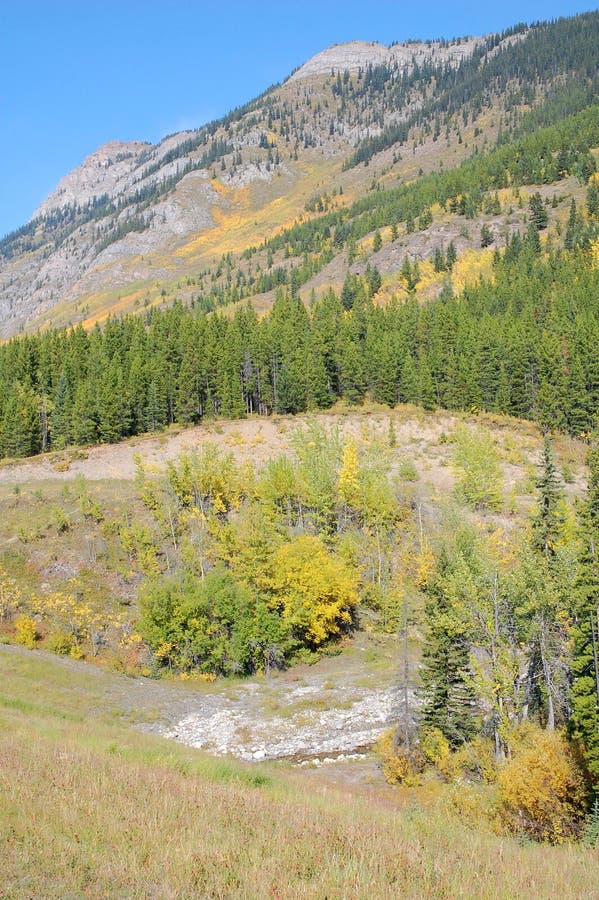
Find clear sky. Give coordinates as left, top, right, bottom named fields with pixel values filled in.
left=1, top=1, right=596, bottom=237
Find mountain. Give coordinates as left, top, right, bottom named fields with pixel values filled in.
left=2, top=13, right=598, bottom=338
left=1, top=10, right=599, bottom=460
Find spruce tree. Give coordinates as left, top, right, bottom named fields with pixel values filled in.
left=480, top=223, right=494, bottom=247
left=518, top=436, right=570, bottom=729
left=529, top=192, right=548, bottom=230
left=571, top=440, right=599, bottom=793
left=419, top=549, right=478, bottom=747
left=51, top=371, right=73, bottom=450
left=531, top=436, right=564, bottom=558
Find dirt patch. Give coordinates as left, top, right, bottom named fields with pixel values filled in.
left=0, top=407, right=461, bottom=485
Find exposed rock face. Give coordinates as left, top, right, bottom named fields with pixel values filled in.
left=289, top=37, right=483, bottom=81
left=34, top=141, right=149, bottom=218
left=0, top=31, right=530, bottom=338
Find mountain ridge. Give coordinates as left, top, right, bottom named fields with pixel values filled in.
left=0, top=13, right=597, bottom=338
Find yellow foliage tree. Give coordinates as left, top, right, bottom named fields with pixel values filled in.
left=270, top=535, right=360, bottom=646
left=338, top=440, right=361, bottom=512
left=0, top=565, right=20, bottom=623
left=35, top=586, right=126, bottom=657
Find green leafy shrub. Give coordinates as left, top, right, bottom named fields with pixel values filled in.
left=139, top=568, right=284, bottom=676
left=398, top=459, right=418, bottom=481
left=45, top=630, right=74, bottom=655
left=452, top=425, right=503, bottom=511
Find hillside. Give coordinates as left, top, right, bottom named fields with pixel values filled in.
left=1, top=13, right=599, bottom=337
left=3, top=646, right=597, bottom=898
left=1, top=404, right=599, bottom=890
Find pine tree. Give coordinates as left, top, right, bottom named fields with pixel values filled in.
left=419, top=548, right=478, bottom=747
left=570, top=440, right=599, bottom=793
left=529, top=192, right=548, bottom=230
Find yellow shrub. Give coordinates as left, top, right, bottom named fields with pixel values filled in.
left=442, top=736, right=498, bottom=784
left=0, top=565, right=20, bottom=622
left=415, top=542, right=435, bottom=589
left=497, top=728, right=588, bottom=843
left=14, top=615, right=37, bottom=649
left=270, top=535, right=359, bottom=646
left=449, top=782, right=499, bottom=829
left=421, top=727, right=450, bottom=767
left=376, top=729, right=423, bottom=786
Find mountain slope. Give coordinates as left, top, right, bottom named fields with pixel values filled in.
left=3, top=13, right=599, bottom=337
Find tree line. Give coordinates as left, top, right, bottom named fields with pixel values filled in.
left=2, top=230, right=599, bottom=458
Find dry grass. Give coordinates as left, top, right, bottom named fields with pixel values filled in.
left=1, top=647, right=597, bottom=899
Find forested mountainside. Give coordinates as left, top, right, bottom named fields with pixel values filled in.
left=2, top=99, right=599, bottom=457
left=1, top=12, right=599, bottom=338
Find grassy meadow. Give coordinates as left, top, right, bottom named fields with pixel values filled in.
left=1, top=645, right=598, bottom=899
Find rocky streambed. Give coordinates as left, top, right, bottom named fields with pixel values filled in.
left=148, top=637, right=410, bottom=766
left=162, top=681, right=400, bottom=763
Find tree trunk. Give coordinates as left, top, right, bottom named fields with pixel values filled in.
left=540, top=635, right=555, bottom=730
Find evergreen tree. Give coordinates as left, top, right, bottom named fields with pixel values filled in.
left=51, top=371, right=73, bottom=450
left=531, top=436, right=564, bottom=558
left=570, top=440, right=599, bottom=793
left=399, top=354, right=419, bottom=404
left=70, top=382, right=98, bottom=446
left=419, top=547, right=479, bottom=747
left=565, top=199, right=584, bottom=249
left=529, top=191, right=548, bottom=230
left=418, top=357, right=436, bottom=410
left=518, top=436, right=570, bottom=729
left=0, top=383, right=41, bottom=458
left=446, top=241, right=457, bottom=270
left=480, top=223, right=494, bottom=247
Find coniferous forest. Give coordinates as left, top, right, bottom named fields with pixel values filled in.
left=2, top=99, right=599, bottom=457
left=2, top=235, right=599, bottom=457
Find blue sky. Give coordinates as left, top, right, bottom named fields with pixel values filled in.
left=1, top=1, right=596, bottom=237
